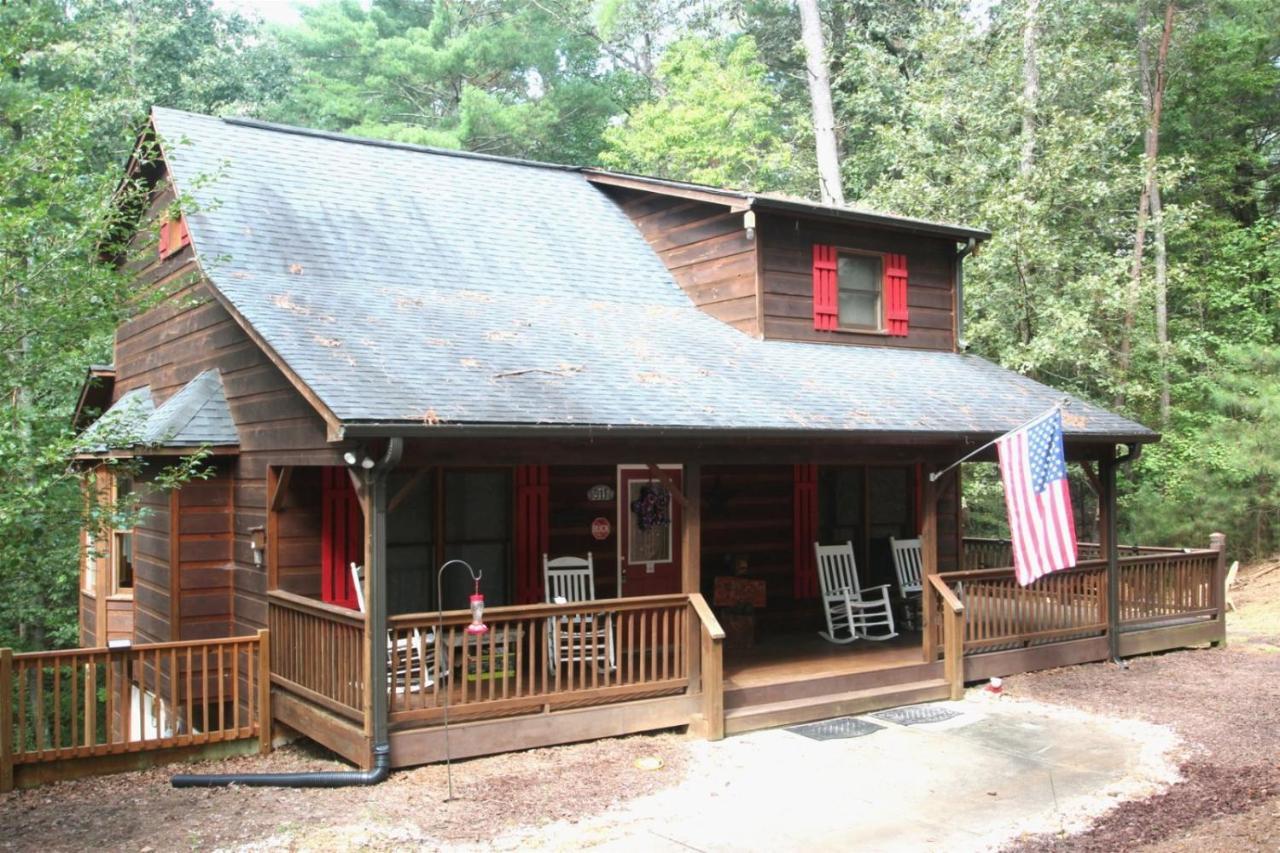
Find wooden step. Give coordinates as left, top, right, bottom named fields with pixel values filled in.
left=724, top=660, right=943, bottom=710
left=723, top=678, right=952, bottom=736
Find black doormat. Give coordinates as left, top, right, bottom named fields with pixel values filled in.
left=786, top=716, right=885, bottom=741
left=870, top=705, right=961, bottom=726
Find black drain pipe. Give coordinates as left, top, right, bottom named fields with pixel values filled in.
left=173, top=439, right=403, bottom=788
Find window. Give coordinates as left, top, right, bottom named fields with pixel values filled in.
left=812, top=245, right=910, bottom=336
left=837, top=253, right=883, bottom=330
left=83, top=529, right=97, bottom=594
left=112, top=477, right=134, bottom=592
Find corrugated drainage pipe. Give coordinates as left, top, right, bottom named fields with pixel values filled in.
left=171, top=743, right=390, bottom=788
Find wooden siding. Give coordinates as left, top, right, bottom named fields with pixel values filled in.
left=758, top=212, right=957, bottom=350
left=602, top=187, right=760, bottom=337
left=96, top=167, right=345, bottom=646
left=701, top=465, right=794, bottom=622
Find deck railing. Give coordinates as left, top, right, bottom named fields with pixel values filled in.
left=2, top=632, right=269, bottom=791
left=386, top=594, right=692, bottom=727
left=267, top=590, right=365, bottom=721
left=961, top=537, right=1186, bottom=570
left=936, top=543, right=1223, bottom=657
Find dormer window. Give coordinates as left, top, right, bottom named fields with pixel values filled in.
left=813, top=245, right=909, bottom=336
left=837, top=252, right=883, bottom=330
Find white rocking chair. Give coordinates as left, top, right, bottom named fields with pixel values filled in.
left=351, top=563, right=446, bottom=691
left=890, top=537, right=925, bottom=631
left=814, top=541, right=898, bottom=643
left=544, top=554, right=615, bottom=673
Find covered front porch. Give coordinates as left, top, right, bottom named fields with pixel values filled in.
left=257, top=435, right=1227, bottom=768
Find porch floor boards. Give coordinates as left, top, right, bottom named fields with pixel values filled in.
left=724, top=631, right=925, bottom=690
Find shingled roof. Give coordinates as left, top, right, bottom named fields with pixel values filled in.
left=77, top=369, right=239, bottom=454
left=150, top=108, right=1155, bottom=443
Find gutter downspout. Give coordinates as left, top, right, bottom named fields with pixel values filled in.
left=955, top=237, right=977, bottom=351
left=1105, top=442, right=1143, bottom=663
left=173, top=438, right=404, bottom=788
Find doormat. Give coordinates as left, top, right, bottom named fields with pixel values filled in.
left=871, top=705, right=961, bottom=726
left=786, top=717, right=884, bottom=741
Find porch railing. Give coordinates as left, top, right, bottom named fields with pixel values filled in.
left=267, top=590, right=365, bottom=721
left=961, top=537, right=1188, bottom=570
left=935, top=543, right=1224, bottom=658
left=386, top=594, right=693, bottom=727
left=2, top=632, right=269, bottom=791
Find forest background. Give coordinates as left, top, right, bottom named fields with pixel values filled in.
left=1, top=0, right=1276, bottom=650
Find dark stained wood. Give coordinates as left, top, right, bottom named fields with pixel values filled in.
left=601, top=187, right=761, bottom=337
left=757, top=212, right=957, bottom=350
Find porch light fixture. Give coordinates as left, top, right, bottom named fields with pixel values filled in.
left=342, top=451, right=376, bottom=470
left=437, top=559, right=487, bottom=801
left=743, top=209, right=757, bottom=241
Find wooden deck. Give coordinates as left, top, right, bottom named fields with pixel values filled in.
left=724, top=631, right=924, bottom=690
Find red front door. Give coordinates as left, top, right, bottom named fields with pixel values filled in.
left=617, top=465, right=683, bottom=596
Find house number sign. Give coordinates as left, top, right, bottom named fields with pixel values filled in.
left=587, top=484, right=615, bottom=502
left=591, top=517, right=612, bottom=541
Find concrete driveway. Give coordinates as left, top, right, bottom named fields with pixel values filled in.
left=495, top=695, right=1181, bottom=852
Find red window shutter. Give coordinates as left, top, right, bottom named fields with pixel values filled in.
left=158, top=215, right=190, bottom=259
left=793, top=464, right=820, bottom=599
left=175, top=216, right=191, bottom=251
left=158, top=220, right=171, bottom=258
left=812, top=244, right=839, bottom=331
left=321, top=468, right=363, bottom=610
left=514, top=465, right=549, bottom=604
left=885, top=253, right=909, bottom=336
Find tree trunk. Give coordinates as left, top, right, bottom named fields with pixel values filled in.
left=1116, top=1, right=1174, bottom=408
left=797, top=0, right=844, bottom=206
left=1152, top=176, right=1170, bottom=424
left=1020, top=0, right=1041, bottom=179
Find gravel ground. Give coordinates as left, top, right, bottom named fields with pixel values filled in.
left=0, top=732, right=690, bottom=851
left=1003, top=558, right=1280, bottom=852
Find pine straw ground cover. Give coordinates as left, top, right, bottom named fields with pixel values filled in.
left=1004, top=558, right=1280, bottom=852
left=0, top=731, right=690, bottom=851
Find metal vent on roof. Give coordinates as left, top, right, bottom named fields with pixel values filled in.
left=786, top=717, right=884, bottom=741
left=871, top=705, right=961, bottom=727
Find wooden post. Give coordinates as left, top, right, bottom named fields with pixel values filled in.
left=681, top=463, right=702, bottom=595
left=257, top=629, right=272, bottom=754
left=1210, top=532, right=1227, bottom=648
left=920, top=473, right=939, bottom=663
left=944, top=606, right=964, bottom=700
left=1099, top=454, right=1120, bottom=661
left=1, top=648, right=12, bottom=793
left=700, top=625, right=723, bottom=741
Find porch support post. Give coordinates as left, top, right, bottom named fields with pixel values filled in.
left=1099, top=451, right=1120, bottom=661
left=1210, top=532, right=1227, bottom=647
left=357, top=440, right=403, bottom=759
left=681, top=462, right=702, bottom=595
left=920, top=472, right=939, bottom=663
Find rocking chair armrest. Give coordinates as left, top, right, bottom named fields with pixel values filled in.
left=862, top=584, right=893, bottom=595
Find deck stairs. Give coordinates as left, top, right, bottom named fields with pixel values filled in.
left=723, top=659, right=949, bottom=735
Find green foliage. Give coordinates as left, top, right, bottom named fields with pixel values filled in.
left=600, top=35, right=802, bottom=189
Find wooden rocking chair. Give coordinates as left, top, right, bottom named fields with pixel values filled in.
left=544, top=554, right=616, bottom=673
left=351, top=563, right=446, bottom=691
left=890, top=536, right=925, bottom=631
left=814, top=541, right=898, bottom=643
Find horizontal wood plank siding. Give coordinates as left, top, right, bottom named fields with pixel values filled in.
left=602, top=187, right=760, bottom=337
left=758, top=212, right=957, bottom=350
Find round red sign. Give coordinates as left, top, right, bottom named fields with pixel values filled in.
left=591, top=517, right=612, bottom=541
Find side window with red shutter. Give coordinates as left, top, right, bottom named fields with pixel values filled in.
left=813, top=244, right=910, bottom=337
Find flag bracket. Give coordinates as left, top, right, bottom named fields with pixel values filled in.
left=928, top=398, right=1072, bottom=482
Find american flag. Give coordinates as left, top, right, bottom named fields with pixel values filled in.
left=997, top=409, right=1078, bottom=586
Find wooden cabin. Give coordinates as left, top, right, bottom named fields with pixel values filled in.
left=66, top=108, right=1224, bottom=771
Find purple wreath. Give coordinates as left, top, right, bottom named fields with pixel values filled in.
left=630, top=484, right=671, bottom=531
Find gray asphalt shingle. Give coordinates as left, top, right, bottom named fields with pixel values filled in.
left=151, top=108, right=1154, bottom=441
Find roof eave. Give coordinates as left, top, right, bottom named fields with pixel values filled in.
left=337, top=420, right=1158, bottom=446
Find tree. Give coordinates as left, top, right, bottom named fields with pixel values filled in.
left=796, top=0, right=844, bottom=204
left=599, top=35, right=800, bottom=189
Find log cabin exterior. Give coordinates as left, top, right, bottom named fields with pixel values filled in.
left=62, top=108, right=1227, bottom=772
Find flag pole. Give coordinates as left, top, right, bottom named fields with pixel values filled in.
left=928, top=397, right=1071, bottom=483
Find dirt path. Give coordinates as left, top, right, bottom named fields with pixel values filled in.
left=1004, top=558, right=1280, bottom=851
left=0, top=733, right=690, bottom=851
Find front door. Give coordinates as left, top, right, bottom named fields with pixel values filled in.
left=617, top=465, right=683, bottom=596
